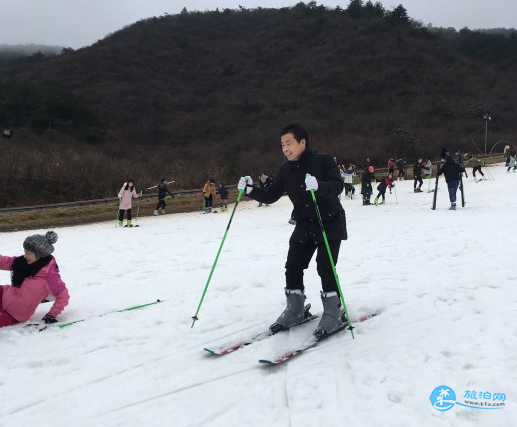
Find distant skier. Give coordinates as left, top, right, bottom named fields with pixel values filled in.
left=413, top=158, right=429, bottom=193
left=202, top=179, right=217, bottom=213
left=0, top=231, right=70, bottom=327
left=343, top=164, right=356, bottom=199
left=424, top=159, right=432, bottom=178
left=507, top=153, right=517, bottom=172
left=361, top=166, right=375, bottom=205
left=470, top=157, right=485, bottom=181
left=374, top=173, right=394, bottom=205
left=153, top=179, right=174, bottom=215
left=118, top=179, right=140, bottom=227
left=504, top=144, right=511, bottom=166
left=395, top=158, right=406, bottom=180
left=237, top=123, right=347, bottom=339
left=436, top=156, right=467, bottom=210
left=218, top=182, right=229, bottom=212
left=387, top=158, right=396, bottom=175
left=456, top=150, right=465, bottom=166
left=258, top=173, right=273, bottom=207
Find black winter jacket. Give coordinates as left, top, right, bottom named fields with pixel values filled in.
left=248, top=149, right=347, bottom=242
left=157, top=183, right=173, bottom=199
left=437, top=160, right=466, bottom=183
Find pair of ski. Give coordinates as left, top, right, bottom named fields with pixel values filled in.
left=204, top=306, right=380, bottom=365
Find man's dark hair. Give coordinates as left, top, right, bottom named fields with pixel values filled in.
left=161, top=178, right=167, bottom=183
left=281, top=123, right=309, bottom=148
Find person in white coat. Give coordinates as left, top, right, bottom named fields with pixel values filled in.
left=118, top=179, right=140, bottom=227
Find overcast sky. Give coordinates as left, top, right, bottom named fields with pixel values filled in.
left=0, top=0, right=515, bottom=49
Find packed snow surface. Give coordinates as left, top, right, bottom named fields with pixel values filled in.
left=1, top=164, right=515, bottom=427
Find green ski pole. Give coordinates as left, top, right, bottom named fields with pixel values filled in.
left=30, top=300, right=164, bottom=331
left=306, top=174, right=354, bottom=339
left=115, top=198, right=121, bottom=227
left=135, top=190, right=143, bottom=223
left=191, top=188, right=245, bottom=327
left=57, top=299, right=164, bottom=328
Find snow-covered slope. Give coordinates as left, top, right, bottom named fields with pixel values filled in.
left=1, top=164, right=515, bottom=427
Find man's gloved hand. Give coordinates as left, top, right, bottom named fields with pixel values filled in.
left=237, top=176, right=253, bottom=194
left=42, top=313, right=58, bottom=324
left=305, top=175, right=318, bottom=192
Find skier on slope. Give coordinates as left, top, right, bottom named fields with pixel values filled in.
left=436, top=156, right=467, bottom=210
left=361, top=166, right=375, bottom=205
left=343, top=164, right=356, bottom=199
left=0, top=231, right=70, bottom=328
left=218, top=182, right=229, bottom=212
left=387, top=158, right=396, bottom=175
left=117, top=179, right=140, bottom=227
left=153, top=179, right=174, bottom=216
left=470, top=157, right=485, bottom=181
left=395, top=158, right=406, bottom=181
left=413, top=158, right=429, bottom=193
left=257, top=173, right=273, bottom=207
left=374, top=173, right=394, bottom=205
left=202, top=179, right=217, bottom=213
left=237, top=123, right=347, bottom=339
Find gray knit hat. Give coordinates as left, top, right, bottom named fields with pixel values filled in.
left=23, top=231, right=58, bottom=258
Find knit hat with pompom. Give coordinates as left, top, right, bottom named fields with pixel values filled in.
left=23, top=231, right=58, bottom=258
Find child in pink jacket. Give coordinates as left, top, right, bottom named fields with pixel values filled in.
left=0, top=230, right=70, bottom=327
left=118, top=179, right=140, bottom=227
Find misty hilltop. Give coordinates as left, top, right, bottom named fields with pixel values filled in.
left=0, top=2, right=516, bottom=207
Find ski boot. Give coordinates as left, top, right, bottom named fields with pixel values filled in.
left=124, top=220, right=133, bottom=228
left=374, top=197, right=379, bottom=205
left=449, top=202, right=456, bottom=210
left=153, top=209, right=159, bottom=216
left=380, top=199, right=385, bottom=204
left=314, top=291, right=343, bottom=339
left=118, top=221, right=123, bottom=227
left=269, top=289, right=306, bottom=334
left=159, top=208, right=165, bottom=215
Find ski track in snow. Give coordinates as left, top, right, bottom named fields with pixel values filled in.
left=1, top=164, right=516, bottom=427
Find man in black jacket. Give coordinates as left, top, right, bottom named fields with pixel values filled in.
left=153, top=179, right=174, bottom=215
left=238, top=123, right=347, bottom=338
left=436, top=156, right=467, bottom=210
left=413, top=158, right=429, bottom=192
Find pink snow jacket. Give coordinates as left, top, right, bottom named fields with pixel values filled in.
left=118, top=184, right=139, bottom=210
left=0, top=255, right=70, bottom=322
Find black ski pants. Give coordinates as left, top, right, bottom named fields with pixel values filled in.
left=285, top=238, right=341, bottom=293
left=156, top=197, right=166, bottom=210
left=118, top=209, right=132, bottom=221
left=472, top=166, right=484, bottom=177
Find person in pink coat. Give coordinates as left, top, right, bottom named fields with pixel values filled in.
left=118, top=179, right=140, bottom=227
left=0, top=230, right=70, bottom=327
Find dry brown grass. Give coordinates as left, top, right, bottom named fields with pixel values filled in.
left=0, top=192, right=241, bottom=233
left=0, top=153, right=504, bottom=233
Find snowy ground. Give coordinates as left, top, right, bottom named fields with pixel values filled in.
left=0, top=164, right=515, bottom=427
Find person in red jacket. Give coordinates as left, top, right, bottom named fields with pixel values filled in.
left=374, top=173, right=394, bottom=205
left=0, top=231, right=70, bottom=327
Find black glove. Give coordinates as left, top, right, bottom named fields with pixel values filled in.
left=42, top=313, right=58, bottom=324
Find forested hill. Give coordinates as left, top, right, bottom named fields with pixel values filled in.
left=0, top=2, right=516, bottom=207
